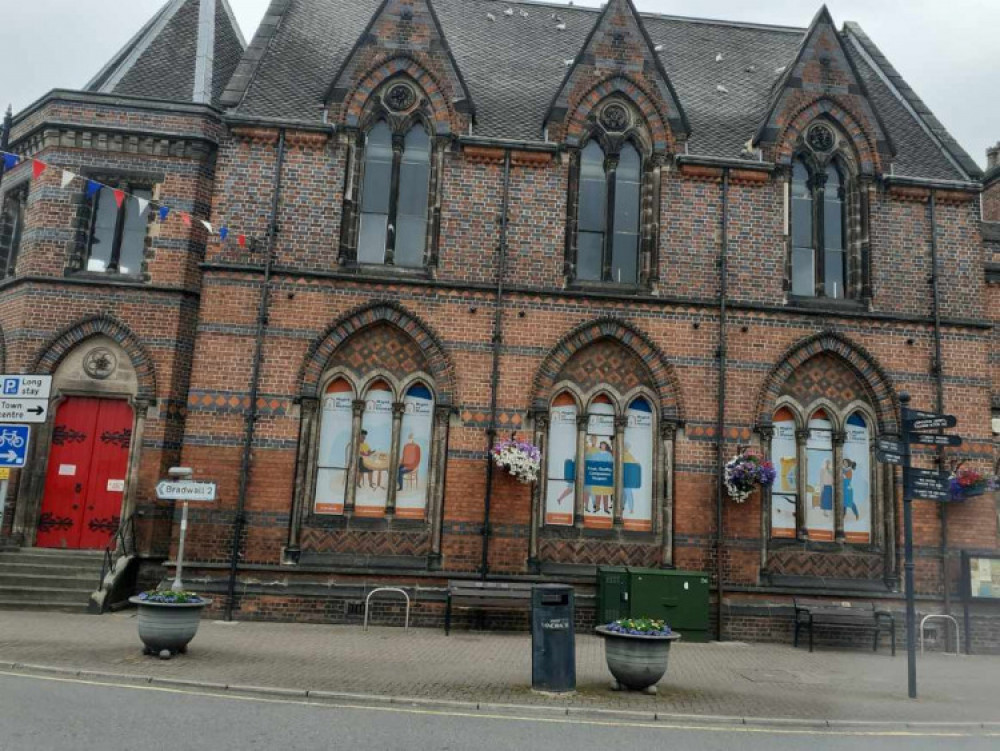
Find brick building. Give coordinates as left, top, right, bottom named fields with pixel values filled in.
left=1, top=0, right=998, bottom=647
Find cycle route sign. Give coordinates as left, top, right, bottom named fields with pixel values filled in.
left=0, top=424, right=31, bottom=468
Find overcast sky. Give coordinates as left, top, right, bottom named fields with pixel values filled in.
left=2, top=0, right=996, bottom=167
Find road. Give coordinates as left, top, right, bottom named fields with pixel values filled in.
left=0, top=672, right=995, bottom=751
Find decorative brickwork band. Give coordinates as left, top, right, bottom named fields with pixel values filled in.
left=754, top=331, right=897, bottom=434
left=531, top=317, right=683, bottom=423
left=32, top=314, right=157, bottom=400
left=298, top=300, right=456, bottom=405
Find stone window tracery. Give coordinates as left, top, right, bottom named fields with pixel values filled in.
left=0, top=183, right=27, bottom=278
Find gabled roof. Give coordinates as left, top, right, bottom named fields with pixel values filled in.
left=545, top=0, right=688, bottom=141
left=218, top=0, right=974, bottom=181
left=753, top=6, right=893, bottom=163
left=86, top=0, right=245, bottom=106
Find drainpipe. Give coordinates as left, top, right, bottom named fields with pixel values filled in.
left=224, top=128, right=286, bottom=620
left=928, top=192, right=950, bottom=623
left=715, top=168, right=730, bottom=641
left=481, top=150, right=511, bottom=580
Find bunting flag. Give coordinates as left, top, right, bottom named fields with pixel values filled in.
left=0, top=148, right=259, bottom=251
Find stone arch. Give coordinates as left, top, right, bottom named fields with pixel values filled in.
left=532, top=317, right=683, bottom=423
left=776, top=98, right=882, bottom=175
left=32, top=314, right=157, bottom=401
left=344, top=56, right=456, bottom=136
left=299, top=300, right=456, bottom=405
left=755, top=331, right=897, bottom=434
left=566, top=75, right=672, bottom=154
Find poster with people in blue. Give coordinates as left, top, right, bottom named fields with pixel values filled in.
left=623, top=398, right=653, bottom=531
left=544, top=393, right=577, bottom=526
left=584, top=397, right=615, bottom=529
left=395, top=383, right=433, bottom=520
left=805, top=411, right=835, bottom=541
left=842, top=412, right=871, bottom=543
left=770, top=408, right=798, bottom=539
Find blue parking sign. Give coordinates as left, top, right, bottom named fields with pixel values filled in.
left=0, top=424, right=30, bottom=467
left=3, top=378, right=18, bottom=395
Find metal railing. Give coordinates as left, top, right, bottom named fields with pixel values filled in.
left=98, top=513, right=137, bottom=600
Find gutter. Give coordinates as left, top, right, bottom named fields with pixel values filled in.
left=224, top=128, right=286, bottom=620
left=676, top=154, right=774, bottom=172
left=481, top=150, right=512, bottom=580
left=882, top=175, right=981, bottom=193
left=715, top=168, right=730, bottom=641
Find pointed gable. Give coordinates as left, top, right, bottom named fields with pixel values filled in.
left=754, top=5, right=892, bottom=173
left=544, top=0, right=688, bottom=153
left=324, top=0, right=474, bottom=134
left=85, top=0, right=245, bottom=106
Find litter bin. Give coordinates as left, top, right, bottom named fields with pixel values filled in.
left=531, top=584, right=576, bottom=692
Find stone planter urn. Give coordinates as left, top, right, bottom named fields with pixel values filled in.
left=129, top=595, right=211, bottom=658
left=595, top=625, right=681, bottom=694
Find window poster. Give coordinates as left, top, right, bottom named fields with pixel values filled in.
left=356, top=381, right=394, bottom=516
left=545, top=393, right=577, bottom=526
left=395, top=383, right=433, bottom=519
left=770, top=408, right=798, bottom=539
left=584, top=397, right=615, bottom=529
left=623, top=398, right=654, bottom=531
left=842, top=412, right=872, bottom=544
left=805, top=411, right=835, bottom=541
left=314, top=378, right=354, bottom=515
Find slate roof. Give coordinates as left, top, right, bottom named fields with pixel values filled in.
left=85, top=0, right=246, bottom=106
left=221, top=0, right=977, bottom=181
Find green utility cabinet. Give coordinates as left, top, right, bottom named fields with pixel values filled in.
left=596, top=566, right=711, bottom=642
left=596, top=566, right=629, bottom=623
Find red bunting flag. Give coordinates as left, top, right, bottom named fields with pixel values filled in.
left=112, top=189, right=125, bottom=208
left=238, top=234, right=246, bottom=248
left=32, top=160, right=47, bottom=179
left=181, top=213, right=192, bottom=227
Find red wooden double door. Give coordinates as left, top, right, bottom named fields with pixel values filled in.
left=36, top=397, right=133, bottom=549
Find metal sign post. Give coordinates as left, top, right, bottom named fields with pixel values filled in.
left=155, top=468, right=217, bottom=592
left=899, top=393, right=918, bottom=699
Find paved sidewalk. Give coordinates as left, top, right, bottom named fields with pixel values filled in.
left=0, top=611, right=996, bottom=725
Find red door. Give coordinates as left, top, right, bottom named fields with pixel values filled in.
left=36, top=398, right=133, bottom=549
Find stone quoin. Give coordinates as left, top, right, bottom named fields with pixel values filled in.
left=0, top=0, right=998, bottom=649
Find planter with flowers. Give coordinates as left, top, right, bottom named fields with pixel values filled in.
left=492, top=437, right=541, bottom=484
left=949, top=467, right=994, bottom=502
left=724, top=449, right=776, bottom=504
left=129, top=589, right=212, bottom=658
left=594, top=618, right=681, bottom=694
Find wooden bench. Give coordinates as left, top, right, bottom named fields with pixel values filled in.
left=794, top=598, right=895, bottom=655
left=445, top=580, right=534, bottom=635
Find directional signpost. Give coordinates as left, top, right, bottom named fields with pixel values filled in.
left=0, top=375, right=51, bottom=423
left=876, top=395, right=965, bottom=699
left=156, top=468, right=217, bottom=591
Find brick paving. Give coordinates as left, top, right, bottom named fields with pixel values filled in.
left=0, top=611, right=997, bottom=724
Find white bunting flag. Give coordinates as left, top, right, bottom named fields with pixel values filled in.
left=200, top=220, right=213, bottom=233
left=60, top=170, right=76, bottom=189
left=135, top=197, right=149, bottom=216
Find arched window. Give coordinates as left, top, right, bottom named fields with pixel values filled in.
left=791, top=159, right=814, bottom=297
left=570, top=116, right=648, bottom=288
left=312, top=374, right=438, bottom=521
left=543, top=389, right=658, bottom=533
left=805, top=409, right=835, bottom=541
left=823, top=164, right=845, bottom=298
left=357, top=121, right=431, bottom=267
left=842, top=412, right=871, bottom=544
left=769, top=406, right=798, bottom=539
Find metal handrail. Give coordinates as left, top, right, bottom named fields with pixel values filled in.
left=98, top=513, right=136, bottom=599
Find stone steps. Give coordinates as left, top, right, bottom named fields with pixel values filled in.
left=0, top=548, right=103, bottom=612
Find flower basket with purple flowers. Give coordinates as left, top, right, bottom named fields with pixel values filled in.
left=949, top=467, right=994, bottom=501
left=595, top=617, right=681, bottom=693
left=724, top=450, right=776, bottom=503
left=492, top=437, right=541, bottom=483
left=129, top=588, right=212, bottom=659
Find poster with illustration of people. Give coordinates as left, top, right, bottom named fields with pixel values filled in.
left=544, top=393, right=577, bottom=526
left=395, top=383, right=433, bottom=519
left=355, top=381, right=393, bottom=516
left=584, top=397, right=615, bottom=529
left=805, top=411, right=835, bottom=541
left=623, top=398, right=653, bottom=531
left=770, top=408, right=798, bottom=539
left=314, top=379, right=354, bottom=515
left=842, top=412, right=872, bottom=543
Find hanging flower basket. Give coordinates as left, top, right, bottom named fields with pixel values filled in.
left=949, top=468, right=994, bottom=501
left=492, top=437, right=541, bottom=484
left=724, top=449, right=776, bottom=503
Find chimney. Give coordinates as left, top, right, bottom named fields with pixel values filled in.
left=989, top=142, right=1000, bottom=171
